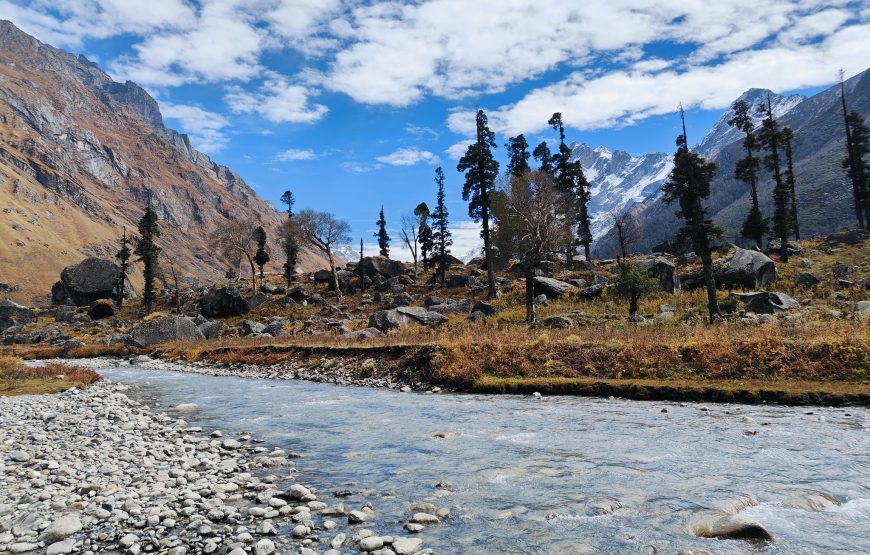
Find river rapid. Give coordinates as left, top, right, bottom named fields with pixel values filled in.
left=97, top=362, right=869, bottom=555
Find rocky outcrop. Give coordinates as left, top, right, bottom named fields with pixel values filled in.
left=130, top=316, right=203, bottom=347
left=358, top=257, right=405, bottom=279
left=716, top=248, right=778, bottom=290
left=368, top=307, right=448, bottom=332
left=200, top=288, right=249, bottom=318
left=51, top=258, right=125, bottom=306
left=635, top=256, right=681, bottom=294
left=0, top=299, right=37, bottom=331
left=532, top=277, right=576, bottom=299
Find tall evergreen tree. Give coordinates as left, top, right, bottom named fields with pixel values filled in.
left=727, top=99, right=768, bottom=248
left=115, top=227, right=131, bottom=307
left=662, top=108, right=721, bottom=322
left=431, top=167, right=452, bottom=286
left=780, top=126, right=800, bottom=240
left=415, top=202, right=434, bottom=272
left=757, top=96, right=791, bottom=262
left=839, top=71, right=869, bottom=229
left=253, top=225, right=269, bottom=279
left=134, top=192, right=161, bottom=314
left=573, top=160, right=593, bottom=261
left=374, top=206, right=390, bottom=258
left=843, top=110, right=870, bottom=227
left=505, top=134, right=531, bottom=178
left=457, top=109, right=499, bottom=298
left=532, top=141, right=554, bottom=176
left=280, top=190, right=298, bottom=284
left=547, top=112, right=592, bottom=263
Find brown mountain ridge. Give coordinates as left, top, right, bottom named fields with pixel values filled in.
left=0, top=20, right=332, bottom=304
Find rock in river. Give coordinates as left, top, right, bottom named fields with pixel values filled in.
left=694, top=513, right=773, bottom=541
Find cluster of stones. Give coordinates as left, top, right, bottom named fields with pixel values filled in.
left=0, top=381, right=431, bottom=555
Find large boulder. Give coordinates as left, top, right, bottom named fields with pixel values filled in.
left=694, top=513, right=773, bottom=541
left=532, top=277, right=576, bottom=299
left=0, top=299, right=37, bottom=332
left=52, top=257, right=130, bottom=306
left=716, top=247, right=777, bottom=289
left=824, top=228, right=869, bottom=245
left=198, top=320, right=228, bottom=339
left=738, top=291, right=801, bottom=314
left=368, top=306, right=448, bottom=332
left=200, top=288, right=249, bottom=318
left=358, top=256, right=405, bottom=279
left=130, top=316, right=204, bottom=347
left=635, top=256, right=681, bottom=294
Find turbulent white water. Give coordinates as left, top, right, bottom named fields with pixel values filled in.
left=100, top=363, right=870, bottom=554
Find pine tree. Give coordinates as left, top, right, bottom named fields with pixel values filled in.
left=547, top=112, right=592, bottom=263
left=415, top=202, right=434, bottom=272
left=839, top=71, right=869, bottom=229
left=115, top=227, right=131, bottom=307
left=505, top=134, right=531, bottom=178
left=374, top=206, right=390, bottom=258
left=727, top=99, right=769, bottom=248
left=280, top=190, right=298, bottom=284
left=662, top=108, right=722, bottom=322
left=457, top=109, right=499, bottom=298
left=134, top=192, right=161, bottom=314
left=757, top=96, right=791, bottom=262
left=431, top=167, right=452, bottom=286
left=573, top=160, right=593, bottom=262
left=253, top=225, right=269, bottom=279
left=780, top=126, right=800, bottom=240
left=532, top=141, right=554, bottom=176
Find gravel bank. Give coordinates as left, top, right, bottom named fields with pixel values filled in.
left=0, top=380, right=434, bottom=554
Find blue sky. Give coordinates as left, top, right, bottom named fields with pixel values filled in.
left=2, top=0, right=868, bottom=259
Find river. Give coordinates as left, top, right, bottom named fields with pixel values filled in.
left=98, top=363, right=869, bottom=554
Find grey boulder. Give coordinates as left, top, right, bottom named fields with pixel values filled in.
left=130, top=316, right=204, bottom=347
left=368, top=307, right=448, bottom=332
left=532, top=277, right=576, bottom=299
left=738, top=291, right=800, bottom=314
left=716, top=247, right=777, bottom=289
left=0, top=299, right=37, bottom=332
left=635, top=256, right=681, bottom=294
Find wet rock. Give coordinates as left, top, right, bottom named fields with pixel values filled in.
left=409, top=512, right=440, bottom=525
left=782, top=491, right=840, bottom=512
left=348, top=510, right=368, bottom=524
left=360, top=536, right=384, bottom=551
left=0, top=299, right=37, bottom=332
left=694, top=513, right=773, bottom=541
left=200, top=287, right=249, bottom=318
left=532, top=277, right=576, bottom=299
left=392, top=537, right=423, bottom=554
left=130, top=316, right=204, bottom=347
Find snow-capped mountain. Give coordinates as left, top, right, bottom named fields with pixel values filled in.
left=569, top=144, right=672, bottom=238
left=695, top=88, right=804, bottom=158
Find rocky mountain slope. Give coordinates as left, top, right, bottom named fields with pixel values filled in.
left=591, top=68, right=870, bottom=257
left=0, top=21, right=331, bottom=304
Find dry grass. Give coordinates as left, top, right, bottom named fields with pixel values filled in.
left=0, top=356, right=101, bottom=396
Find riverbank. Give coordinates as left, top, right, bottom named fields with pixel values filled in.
left=0, top=379, right=435, bottom=555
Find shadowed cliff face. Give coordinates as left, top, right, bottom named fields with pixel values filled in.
left=592, top=68, right=870, bottom=258
left=0, top=20, right=334, bottom=304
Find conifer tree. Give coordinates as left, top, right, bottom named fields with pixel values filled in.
left=839, top=71, right=869, bottom=228
left=573, top=160, right=593, bottom=261
left=757, top=96, right=791, bottom=262
left=662, top=108, right=721, bottom=322
left=548, top=112, right=592, bottom=263
left=780, top=127, right=800, bottom=240
left=457, top=109, right=499, bottom=298
left=253, top=225, right=269, bottom=279
left=727, top=99, right=768, bottom=248
left=135, top=193, right=161, bottom=314
left=374, top=206, right=390, bottom=258
left=532, top=141, right=554, bottom=176
left=505, top=134, right=531, bottom=178
left=280, top=190, right=298, bottom=284
left=431, top=167, right=452, bottom=286
left=415, top=202, right=434, bottom=272
left=115, top=227, right=131, bottom=307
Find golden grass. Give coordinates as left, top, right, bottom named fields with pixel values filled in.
left=0, top=356, right=101, bottom=396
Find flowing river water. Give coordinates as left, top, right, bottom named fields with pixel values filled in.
left=97, top=363, right=869, bottom=554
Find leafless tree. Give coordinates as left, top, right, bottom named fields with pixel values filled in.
left=611, top=209, right=642, bottom=264
left=210, top=220, right=258, bottom=293
left=296, top=210, right=351, bottom=301
left=399, top=213, right=419, bottom=281
left=492, top=170, right=572, bottom=323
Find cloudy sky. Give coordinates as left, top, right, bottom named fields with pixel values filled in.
left=3, top=0, right=868, bottom=260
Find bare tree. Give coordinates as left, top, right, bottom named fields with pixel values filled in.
left=399, top=213, right=419, bottom=281
left=210, top=220, right=259, bottom=293
left=296, top=210, right=351, bottom=301
left=492, top=170, right=572, bottom=323
left=611, top=209, right=642, bottom=263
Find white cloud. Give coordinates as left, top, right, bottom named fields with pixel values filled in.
left=376, top=147, right=439, bottom=166
left=445, top=140, right=473, bottom=160
left=362, top=220, right=482, bottom=263
left=275, top=148, right=317, bottom=161
left=405, top=124, right=439, bottom=139
left=341, top=161, right=382, bottom=174
left=225, top=72, right=328, bottom=124
left=160, top=101, right=229, bottom=153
